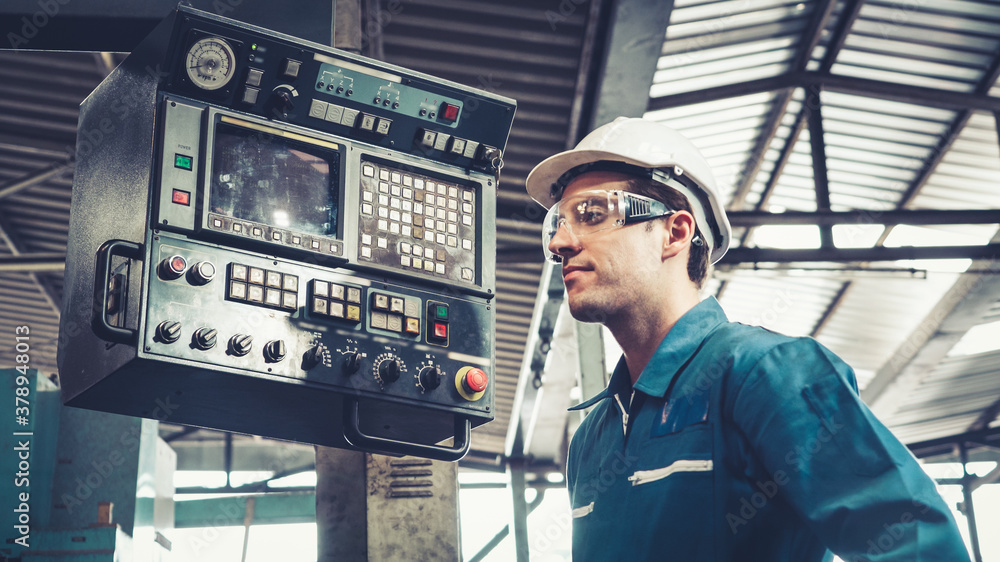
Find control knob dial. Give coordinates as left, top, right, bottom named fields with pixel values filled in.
left=156, top=320, right=182, bottom=343
left=374, top=355, right=404, bottom=386
left=417, top=365, right=443, bottom=392
left=229, top=334, right=253, bottom=357
left=192, top=327, right=218, bottom=350
left=303, top=343, right=328, bottom=370
left=341, top=351, right=362, bottom=374
left=264, top=340, right=287, bottom=362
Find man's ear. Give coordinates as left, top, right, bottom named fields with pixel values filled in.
left=662, top=211, right=696, bottom=260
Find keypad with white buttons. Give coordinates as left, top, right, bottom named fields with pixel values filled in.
left=358, top=160, right=477, bottom=284
left=308, top=279, right=363, bottom=323
left=227, top=263, right=299, bottom=311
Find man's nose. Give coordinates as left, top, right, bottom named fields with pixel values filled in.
left=548, top=221, right=581, bottom=258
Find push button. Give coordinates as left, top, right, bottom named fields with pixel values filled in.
left=455, top=366, right=488, bottom=401
left=433, top=303, right=449, bottom=321
left=283, top=59, right=301, bottom=79
left=419, top=129, right=436, bottom=148
left=242, top=87, right=260, bottom=105
left=440, top=102, right=460, bottom=123
left=463, top=368, right=488, bottom=392
left=246, top=68, right=263, bottom=87
left=172, top=189, right=190, bottom=206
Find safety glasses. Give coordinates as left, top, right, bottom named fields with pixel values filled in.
left=542, top=190, right=675, bottom=263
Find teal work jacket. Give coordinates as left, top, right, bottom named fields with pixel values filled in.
left=566, top=297, right=970, bottom=561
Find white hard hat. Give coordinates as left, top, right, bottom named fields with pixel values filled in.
left=525, top=117, right=731, bottom=264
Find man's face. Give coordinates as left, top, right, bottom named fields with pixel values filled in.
left=547, top=171, right=667, bottom=323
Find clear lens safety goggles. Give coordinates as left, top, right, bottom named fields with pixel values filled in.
left=542, top=190, right=675, bottom=263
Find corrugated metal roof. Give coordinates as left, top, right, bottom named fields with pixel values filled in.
left=0, top=51, right=103, bottom=376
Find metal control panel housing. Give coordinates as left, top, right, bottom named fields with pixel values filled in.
left=57, top=5, right=515, bottom=461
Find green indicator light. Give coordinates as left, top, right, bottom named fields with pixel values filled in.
left=251, top=43, right=258, bottom=50
left=436, top=305, right=448, bottom=319
left=174, top=154, right=193, bottom=171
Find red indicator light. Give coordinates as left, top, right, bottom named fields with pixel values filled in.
left=433, top=322, right=448, bottom=339
left=441, top=103, right=459, bottom=122
left=159, top=255, right=187, bottom=280
left=170, top=256, right=187, bottom=273
left=464, top=368, right=488, bottom=392
left=172, top=189, right=191, bottom=206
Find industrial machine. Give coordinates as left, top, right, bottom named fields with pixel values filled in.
left=58, top=5, right=516, bottom=461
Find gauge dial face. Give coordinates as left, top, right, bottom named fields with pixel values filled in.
left=185, top=37, right=236, bottom=91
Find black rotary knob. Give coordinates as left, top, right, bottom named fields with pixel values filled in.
left=303, top=344, right=327, bottom=369
left=272, top=85, right=295, bottom=112
left=229, top=334, right=253, bottom=356
left=156, top=320, right=182, bottom=343
left=264, top=340, right=287, bottom=362
left=192, top=327, right=217, bottom=350
left=378, top=359, right=400, bottom=384
left=417, top=366, right=442, bottom=392
left=342, top=351, right=361, bottom=374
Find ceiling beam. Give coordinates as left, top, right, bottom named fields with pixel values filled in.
left=0, top=162, right=72, bottom=201
left=721, top=244, right=1000, bottom=264
left=806, top=88, right=834, bottom=249
left=728, top=208, right=1000, bottom=227
left=589, top=0, right=675, bottom=129
left=0, top=253, right=66, bottom=272
left=730, top=0, right=840, bottom=208
left=648, top=71, right=1000, bottom=113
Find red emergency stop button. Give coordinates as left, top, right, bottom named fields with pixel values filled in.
left=464, top=368, right=488, bottom=392
left=455, top=366, right=488, bottom=401
left=440, top=102, right=459, bottom=123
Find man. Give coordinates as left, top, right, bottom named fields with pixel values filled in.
left=524, top=117, right=970, bottom=561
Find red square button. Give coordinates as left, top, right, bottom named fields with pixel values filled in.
left=433, top=322, right=448, bottom=339
left=172, top=189, right=191, bottom=206
left=441, top=103, right=459, bottom=122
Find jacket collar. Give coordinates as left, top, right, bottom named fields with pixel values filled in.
left=569, top=297, right=728, bottom=410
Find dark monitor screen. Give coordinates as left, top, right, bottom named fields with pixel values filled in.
left=210, top=122, right=340, bottom=237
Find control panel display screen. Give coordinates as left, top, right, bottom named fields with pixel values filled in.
left=210, top=122, right=340, bottom=237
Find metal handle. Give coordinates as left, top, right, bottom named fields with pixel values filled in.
left=92, top=239, right=143, bottom=345
left=343, top=398, right=471, bottom=462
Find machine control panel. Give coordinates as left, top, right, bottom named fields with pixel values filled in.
left=142, top=234, right=493, bottom=417
left=61, top=6, right=510, bottom=460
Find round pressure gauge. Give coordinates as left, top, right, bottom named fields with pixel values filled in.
left=185, top=37, right=236, bottom=91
